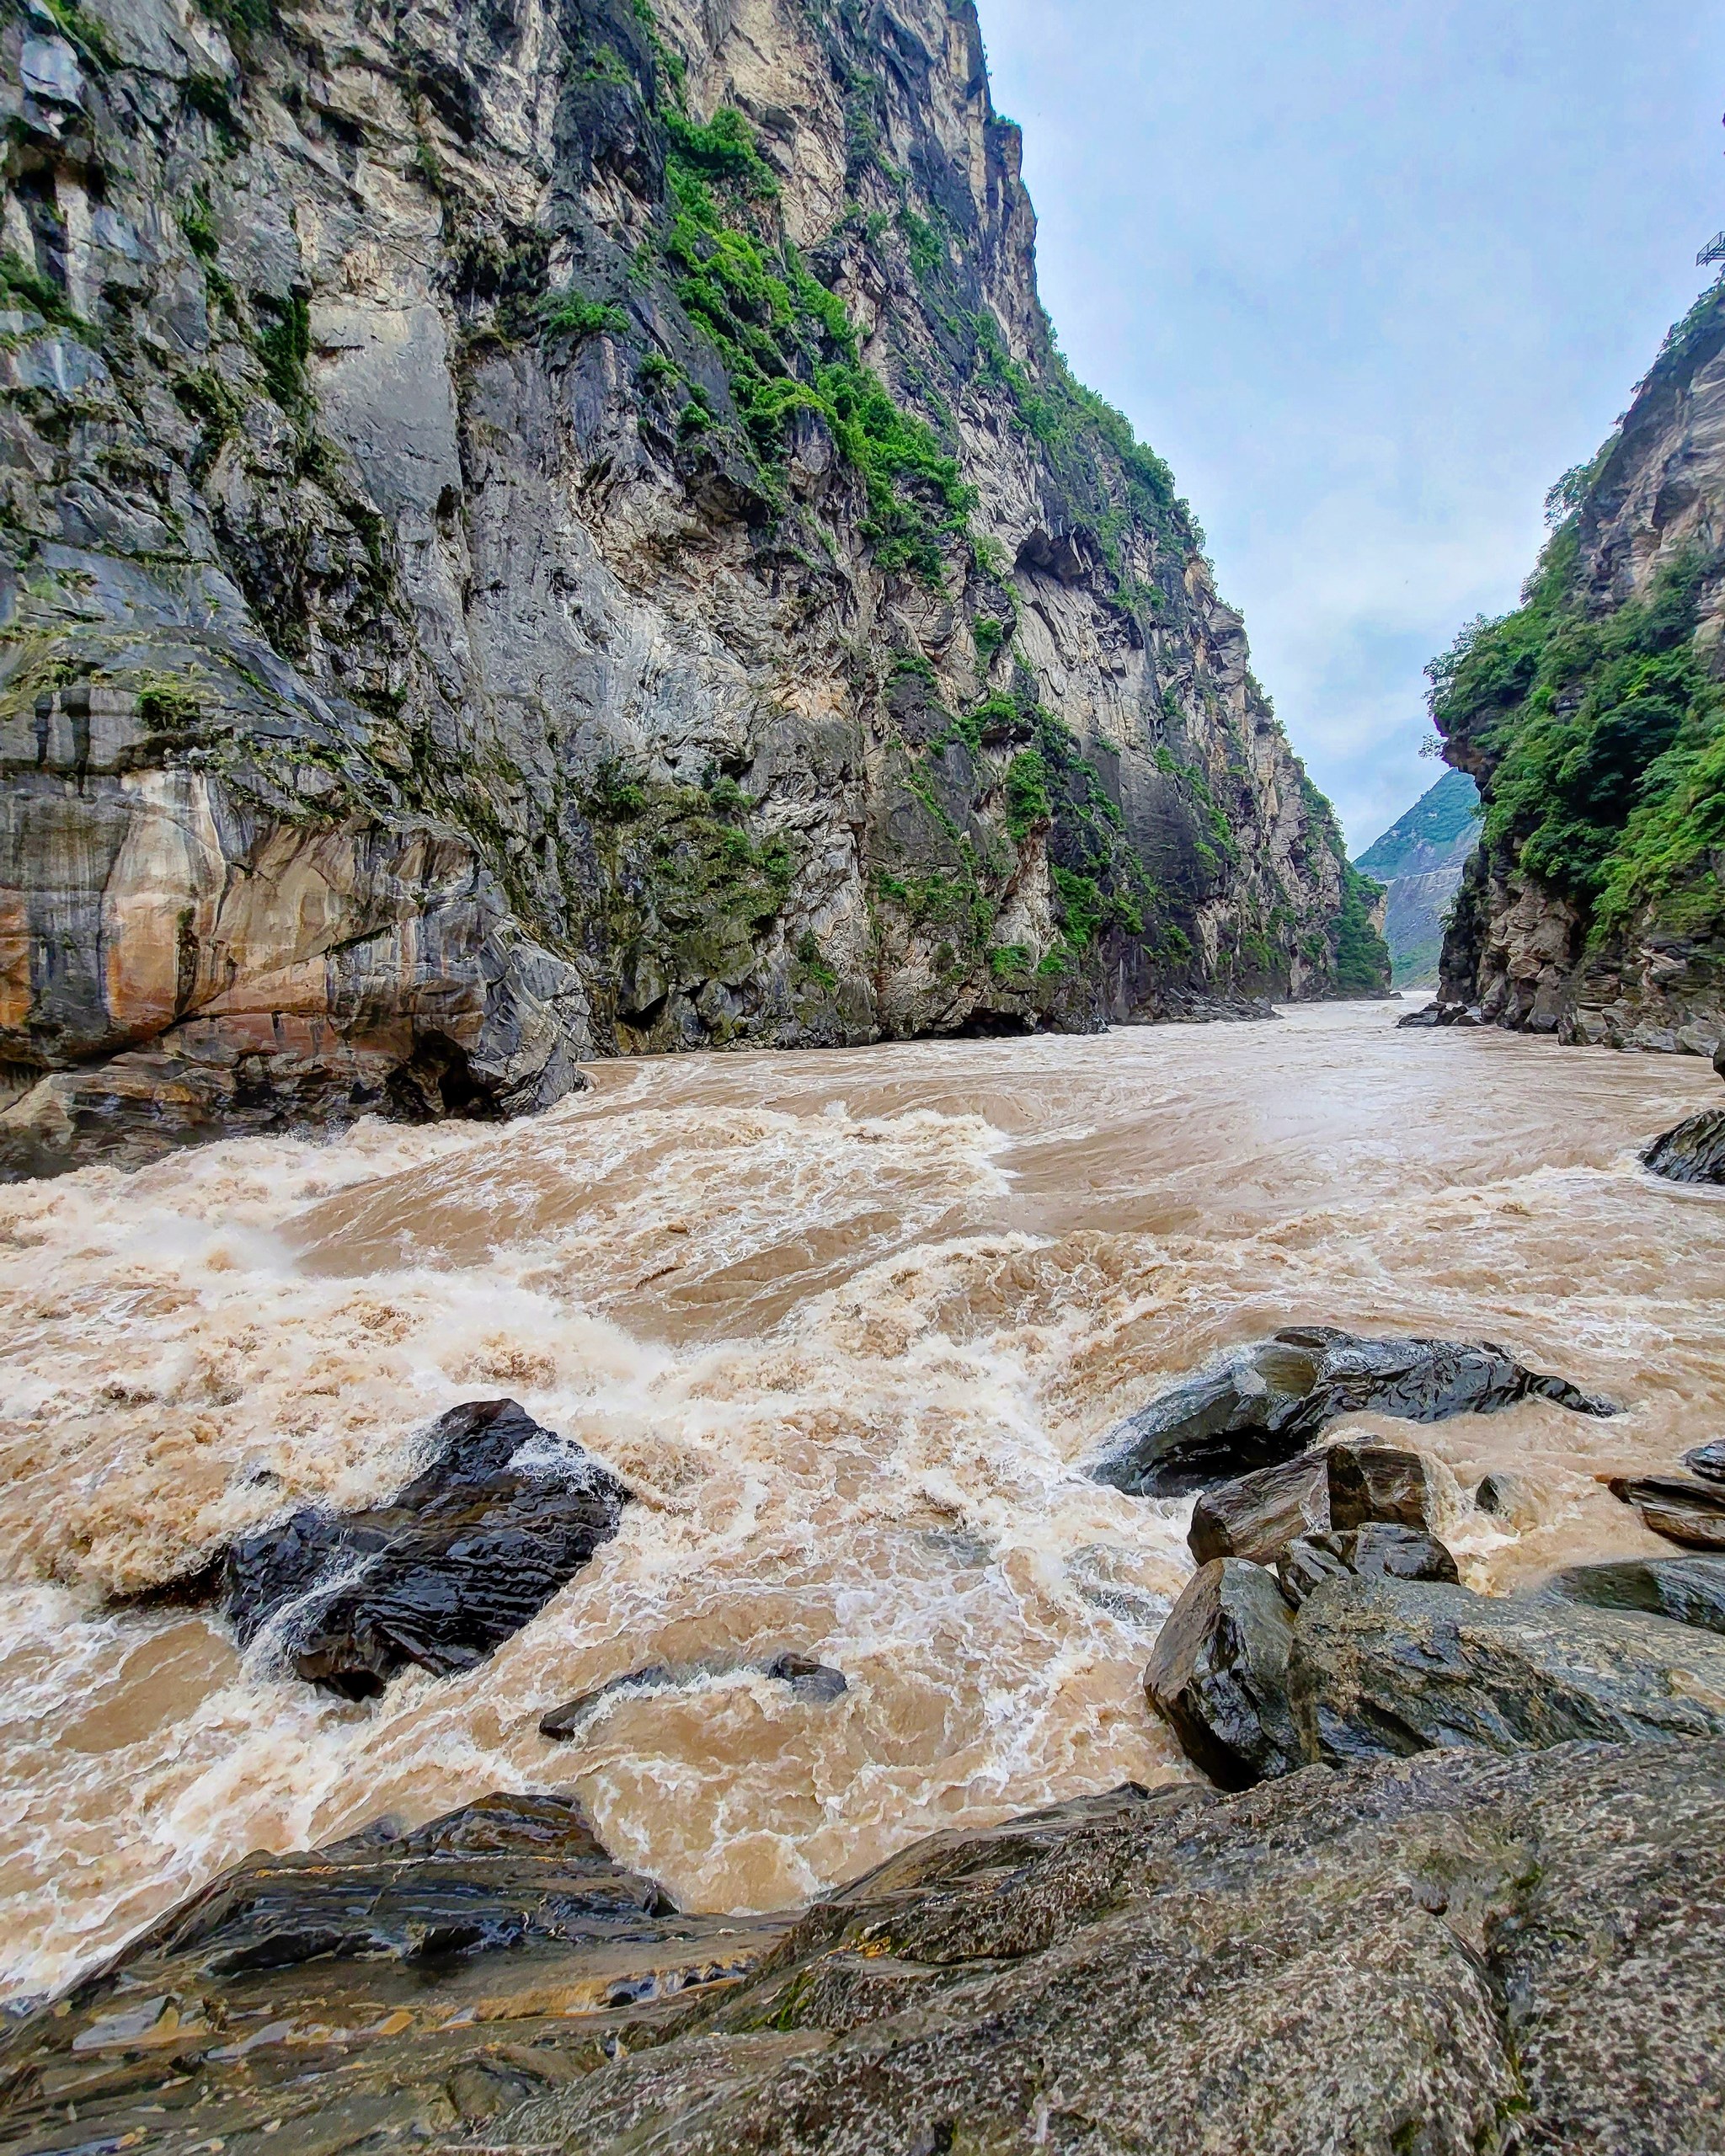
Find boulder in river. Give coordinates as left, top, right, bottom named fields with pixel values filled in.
left=1684, top=1440, right=1725, bottom=1484
left=1090, top=1325, right=1616, bottom=1495
left=1642, top=1107, right=1725, bottom=1184
left=1290, top=1573, right=1725, bottom=1765
left=1605, top=1471, right=1725, bottom=1552
left=1535, top=1555, right=1725, bottom=1637
left=1141, top=1556, right=1300, bottom=1789
left=222, top=1399, right=631, bottom=1697
left=1326, top=1438, right=1439, bottom=1532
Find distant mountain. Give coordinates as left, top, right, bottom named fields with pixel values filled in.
left=1354, top=771, right=1482, bottom=986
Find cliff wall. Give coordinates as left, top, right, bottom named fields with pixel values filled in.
left=1431, top=282, right=1725, bottom=1055
left=0, top=0, right=1375, bottom=1171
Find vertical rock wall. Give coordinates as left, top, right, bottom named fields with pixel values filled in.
left=0, top=0, right=1375, bottom=1171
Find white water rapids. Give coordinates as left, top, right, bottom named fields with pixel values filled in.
left=1, top=1001, right=1721, bottom=2003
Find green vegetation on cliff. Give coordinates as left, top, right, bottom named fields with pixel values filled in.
left=1429, top=534, right=1724, bottom=939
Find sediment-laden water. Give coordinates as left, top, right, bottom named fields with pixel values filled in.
left=1, top=1001, right=1721, bottom=2004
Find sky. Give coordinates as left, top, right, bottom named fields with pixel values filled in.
left=974, top=0, right=1725, bottom=854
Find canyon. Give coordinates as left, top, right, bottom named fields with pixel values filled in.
left=0, top=0, right=1383, bottom=1182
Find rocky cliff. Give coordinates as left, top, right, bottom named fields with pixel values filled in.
left=0, top=0, right=1376, bottom=1173
left=1354, top=767, right=1479, bottom=987
left=1429, top=280, right=1725, bottom=1054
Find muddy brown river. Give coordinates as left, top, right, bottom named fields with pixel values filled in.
left=1, top=1001, right=1721, bottom=2003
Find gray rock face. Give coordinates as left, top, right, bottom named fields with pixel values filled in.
left=1090, top=1325, right=1616, bottom=1497
left=1535, top=1555, right=1725, bottom=1637
left=1290, top=1574, right=1725, bottom=1765
left=1644, top=1107, right=1725, bottom=1184
left=0, top=0, right=1377, bottom=1175
left=497, top=1743, right=1725, bottom=2156
left=0, top=1790, right=791, bottom=2155
left=1140, top=1556, right=1300, bottom=1789
left=540, top=1651, right=848, bottom=1740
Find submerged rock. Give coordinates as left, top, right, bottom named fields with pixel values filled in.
left=1090, top=1325, right=1616, bottom=1495
left=1290, top=1574, right=1725, bottom=1765
left=1535, top=1555, right=1725, bottom=1637
left=1141, top=1557, right=1300, bottom=1789
left=0, top=1792, right=787, bottom=2156
left=540, top=1652, right=849, bottom=1741
left=486, top=1742, right=1725, bottom=2156
left=1606, top=1472, right=1725, bottom=1551
left=222, top=1400, right=631, bottom=1697
left=1642, top=1107, right=1725, bottom=1184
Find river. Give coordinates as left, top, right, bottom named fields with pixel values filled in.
left=1, top=1000, right=1721, bottom=2003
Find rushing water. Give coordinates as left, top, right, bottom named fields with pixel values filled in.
left=1, top=1000, right=1722, bottom=2003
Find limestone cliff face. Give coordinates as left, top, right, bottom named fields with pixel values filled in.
left=0, top=0, right=1369, bottom=1171
left=1434, top=284, right=1725, bottom=1057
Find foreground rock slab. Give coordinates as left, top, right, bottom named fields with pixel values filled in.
left=1090, top=1326, right=1616, bottom=1495
left=220, top=1399, right=631, bottom=1696
left=485, top=1742, right=1725, bottom=2156
left=0, top=1794, right=787, bottom=2156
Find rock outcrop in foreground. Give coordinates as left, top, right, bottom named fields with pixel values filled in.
left=0, top=0, right=1382, bottom=1176
left=1425, top=280, right=1725, bottom=1056
left=5, top=1744, right=1722, bottom=2155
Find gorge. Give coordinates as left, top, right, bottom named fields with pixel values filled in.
left=3, top=2, right=1725, bottom=2152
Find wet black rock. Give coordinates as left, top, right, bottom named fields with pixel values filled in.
left=1141, top=1557, right=1300, bottom=1789
left=1278, top=1524, right=1459, bottom=1606
left=540, top=1651, right=849, bottom=1741
left=489, top=1743, right=1725, bottom=2156
left=1290, top=1574, right=1725, bottom=1765
left=1606, top=1472, right=1725, bottom=1552
left=1397, top=1001, right=1482, bottom=1028
left=1685, top=1440, right=1725, bottom=1484
left=1326, top=1438, right=1438, bottom=1533
left=1089, top=1326, right=1616, bottom=1496
left=1642, top=1107, right=1725, bottom=1183
left=1187, top=1452, right=1328, bottom=1566
left=0, top=1793, right=788, bottom=2156
left=222, top=1400, right=631, bottom=1697
left=1535, top=1556, right=1725, bottom=1637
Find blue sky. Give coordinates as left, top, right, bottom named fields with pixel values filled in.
left=974, top=0, right=1725, bottom=853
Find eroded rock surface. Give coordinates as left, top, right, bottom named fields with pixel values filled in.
left=1090, top=1326, right=1616, bottom=1496
left=1290, top=1574, right=1725, bottom=1764
left=485, top=1743, right=1725, bottom=2156
left=220, top=1399, right=630, bottom=1696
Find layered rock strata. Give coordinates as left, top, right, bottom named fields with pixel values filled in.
left=0, top=0, right=1379, bottom=1175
